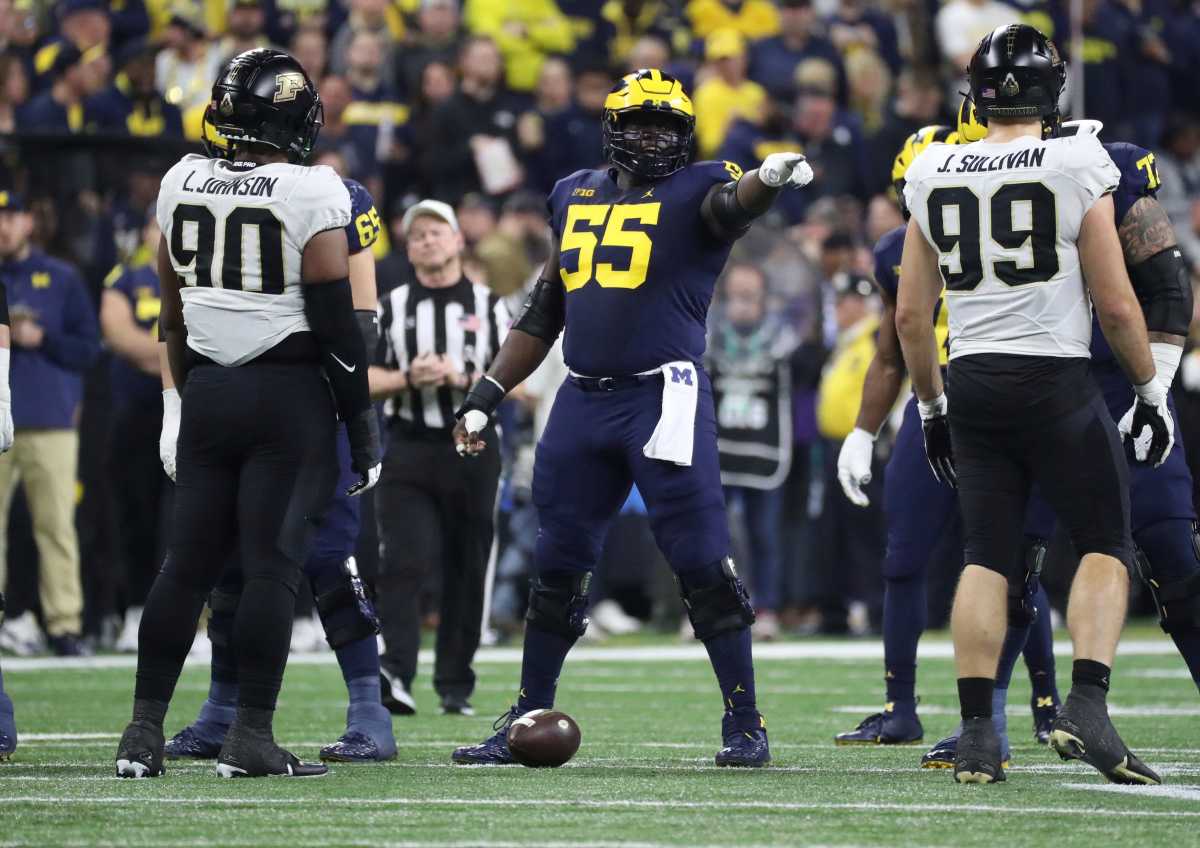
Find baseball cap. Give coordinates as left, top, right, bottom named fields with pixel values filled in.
left=0, top=191, right=26, bottom=212
left=401, top=199, right=459, bottom=235
left=56, top=0, right=107, bottom=21
left=706, top=28, right=745, bottom=62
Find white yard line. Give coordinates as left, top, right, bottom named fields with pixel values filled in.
left=832, top=704, right=1200, bottom=717
left=1061, top=783, right=1200, bottom=802
left=1, top=639, right=1182, bottom=672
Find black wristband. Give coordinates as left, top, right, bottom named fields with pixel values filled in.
left=455, top=376, right=506, bottom=420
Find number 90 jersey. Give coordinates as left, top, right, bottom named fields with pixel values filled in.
left=903, top=132, right=1120, bottom=361
left=156, top=153, right=352, bottom=367
left=548, top=160, right=742, bottom=377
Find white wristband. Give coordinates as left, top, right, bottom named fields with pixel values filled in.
left=917, top=393, right=947, bottom=419
left=162, top=387, right=181, bottom=413
left=1134, top=377, right=1167, bottom=406
left=850, top=426, right=878, bottom=443
left=1150, top=342, right=1183, bottom=389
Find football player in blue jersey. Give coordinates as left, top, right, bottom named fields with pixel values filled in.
left=833, top=126, right=1060, bottom=753
left=920, top=98, right=1198, bottom=768
left=448, top=68, right=813, bottom=767
left=159, top=174, right=397, bottom=764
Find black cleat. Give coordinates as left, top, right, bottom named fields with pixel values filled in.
left=1031, top=693, right=1060, bottom=745
left=216, top=723, right=327, bottom=778
left=115, top=720, right=165, bottom=778
left=440, top=695, right=475, bottom=716
left=953, top=717, right=1006, bottom=784
left=1049, top=688, right=1160, bottom=785
left=380, top=668, right=416, bottom=716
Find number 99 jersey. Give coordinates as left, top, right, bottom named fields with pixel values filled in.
left=903, top=131, right=1120, bottom=361
left=548, top=160, right=744, bottom=377
left=156, top=153, right=352, bottom=367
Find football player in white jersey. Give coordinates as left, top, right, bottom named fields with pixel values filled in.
left=115, top=49, right=382, bottom=780
left=897, top=24, right=1171, bottom=786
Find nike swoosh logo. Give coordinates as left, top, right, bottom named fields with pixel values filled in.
left=330, top=353, right=356, bottom=373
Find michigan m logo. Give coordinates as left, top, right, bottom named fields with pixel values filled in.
left=273, top=72, right=306, bottom=103
left=669, top=366, right=693, bottom=386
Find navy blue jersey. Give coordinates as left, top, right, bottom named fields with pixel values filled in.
left=548, top=160, right=742, bottom=376
left=343, top=178, right=381, bottom=256
left=1091, top=140, right=1161, bottom=369
left=872, top=223, right=949, bottom=365
left=104, top=262, right=162, bottom=405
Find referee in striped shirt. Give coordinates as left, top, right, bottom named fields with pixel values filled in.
left=370, top=199, right=509, bottom=716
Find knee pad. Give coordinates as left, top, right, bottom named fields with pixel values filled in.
left=525, top=571, right=592, bottom=640
left=678, top=557, right=755, bottom=642
left=313, top=556, right=380, bottom=649
left=207, top=588, right=240, bottom=651
left=1137, top=522, right=1200, bottom=634
left=1007, top=536, right=1047, bottom=628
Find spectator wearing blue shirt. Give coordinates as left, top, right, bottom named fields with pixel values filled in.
left=18, top=42, right=110, bottom=133
left=85, top=39, right=183, bottom=138
left=515, top=58, right=599, bottom=195
left=0, top=191, right=100, bottom=656
left=825, top=0, right=901, bottom=74
left=98, top=210, right=164, bottom=653
left=749, top=0, right=846, bottom=105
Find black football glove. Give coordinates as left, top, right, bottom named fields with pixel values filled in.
left=1118, top=378, right=1175, bottom=468
left=345, top=408, right=382, bottom=496
left=918, top=394, right=956, bottom=488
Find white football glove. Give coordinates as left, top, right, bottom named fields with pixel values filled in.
left=1118, top=377, right=1175, bottom=467
left=837, top=427, right=875, bottom=507
left=160, top=388, right=181, bottom=481
left=0, top=348, right=12, bottom=454
left=758, top=152, right=814, bottom=189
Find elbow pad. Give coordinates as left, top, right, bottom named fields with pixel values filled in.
left=1131, top=247, right=1193, bottom=337
left=302, top=277, right=372, bottom=423
left=355, top=309, right=380, bottom=360
left=707, top=180, right=754, bottom=241
left=512, top=278, right=565, bottom=345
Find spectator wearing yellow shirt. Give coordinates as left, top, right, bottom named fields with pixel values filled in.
left=685, top=0, right=779, bottom=40
left=464, top=0, right=574, bottom=93
left=693, top=28, right=766, bottom=159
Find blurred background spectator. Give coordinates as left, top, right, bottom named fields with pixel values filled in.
left=0, top=0, right=1195, bottom=654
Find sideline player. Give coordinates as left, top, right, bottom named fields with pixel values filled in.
left=921, top=100, right=1198, bottom=766
left=897, top=25, right=1170, bottom=785
left=833, top=125, right=1058, bottom=751
left=115, top=48, right=381, bottom=779
left=158, top=177, right=396, bottom=763
left=450, top=69, right=812, bottom=767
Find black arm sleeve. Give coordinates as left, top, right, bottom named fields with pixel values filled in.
left=511, top=277, right=565, bottom=345
left=303, top=278, right=372, bottom=423
left=702, top=180, right=759, bottom=242
left=0, top=282, right=8, bottom=327
left=354, top=309, right=379, bottom=358
left=1130, top=246, right=1193, bottom=337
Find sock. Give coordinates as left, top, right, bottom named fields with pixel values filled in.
left=703, top=627, right=759, bottom=727
left=515, top=624, right=575, bottom=713
left=132, top=698, right=168, bottom=728
left=882, top=574, right=926, bottom=710
left=234, top=577, right=296, bottom=712
left=134, top=573, right=208, bottom=706
left=991, top=687, right=1009, bottom=754
left=995, top=619, right=1030, bottom=690
left=346, top=675, right=393, bottom=750
left=335, top=635, right=381, bottom=690
left=0, top=663, right=13, bottom=745
left=958, top=677, right=994, bottom=720
left=1072, top=659, right=1111, bottom=694
left=347, top=675, right=382, bottom=709
left=196, top=679, right=238, bottom=733
left=1023, top=584, right=1060, bottom=703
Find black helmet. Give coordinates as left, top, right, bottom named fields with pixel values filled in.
left=968, top=24, right=1065, bottom=125
left=203, top=48, right=322, bottom=164
left=601, top=69, right=696, bottom=180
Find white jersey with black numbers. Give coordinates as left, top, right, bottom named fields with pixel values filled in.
left=156, top=154, right=352, bottom=366
left=903, top=132, right=1120, bottom=360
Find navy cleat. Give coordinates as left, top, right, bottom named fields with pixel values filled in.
left=0, top=730, right=14, bottom=762
left=1049, top=688, right=1160, bottom=785
left=834, top=704, right=923, bottom=745
left=0, top=685, right=14, bottom=762
left=1031, top=693, right=1060, bottom=745
left=953, top=716, right=1006, bottom=784
left=715, top=711, right=770, bottom=768
left=451, top=706, right=518, bottom=765
left=164, top=724, right=225, bottom=760
left=216, top=722, right=327, bottom=778
left=319, top=730, right=395, bottom=763
left=922, top=730, right=1012, bottom=770
left=115, top=720, right=165, bottom=778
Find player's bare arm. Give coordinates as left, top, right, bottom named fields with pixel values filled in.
left=156, top=237, right=188, bottom=392
left=453, top=242, right=561, bottom=456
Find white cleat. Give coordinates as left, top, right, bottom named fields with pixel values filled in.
left=115, top=758, right=151, bottom=779
left=215, top=762, right=248, bottom=778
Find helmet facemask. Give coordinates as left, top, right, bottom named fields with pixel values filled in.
left=602, top=109, right=693, bottom=181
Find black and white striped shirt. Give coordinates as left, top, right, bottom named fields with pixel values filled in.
left=378, top=277, right=510, bottom=433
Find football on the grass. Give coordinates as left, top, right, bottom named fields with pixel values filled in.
left=507, top=709, right=581, bottom=767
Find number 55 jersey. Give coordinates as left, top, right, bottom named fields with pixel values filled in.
left=903, top=131, right=1120, bottom=360
left=156, top=153, right=352, bottom=366
left=548, top=160, right=744, bottom=377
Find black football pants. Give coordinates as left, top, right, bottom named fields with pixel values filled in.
left=375, top=427, right=500, bottom=701
left=135, top=362, right=338, bottom=712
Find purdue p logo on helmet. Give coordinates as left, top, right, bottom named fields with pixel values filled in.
left=273, top=71, right=306, bottom=104
left=601, top=69, right=696, bottom=180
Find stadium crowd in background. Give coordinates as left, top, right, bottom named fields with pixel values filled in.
left=0, top=0, right=1199, bottom=661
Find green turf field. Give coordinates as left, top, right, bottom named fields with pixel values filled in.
left=1, top=625, right=1198, bottom=847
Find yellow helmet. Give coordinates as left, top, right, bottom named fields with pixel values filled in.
left=891, top=124, right=957, bottom=217
left=602, top=69, right=695, bottom=180
left=956, top=97, right=988, bottom=143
